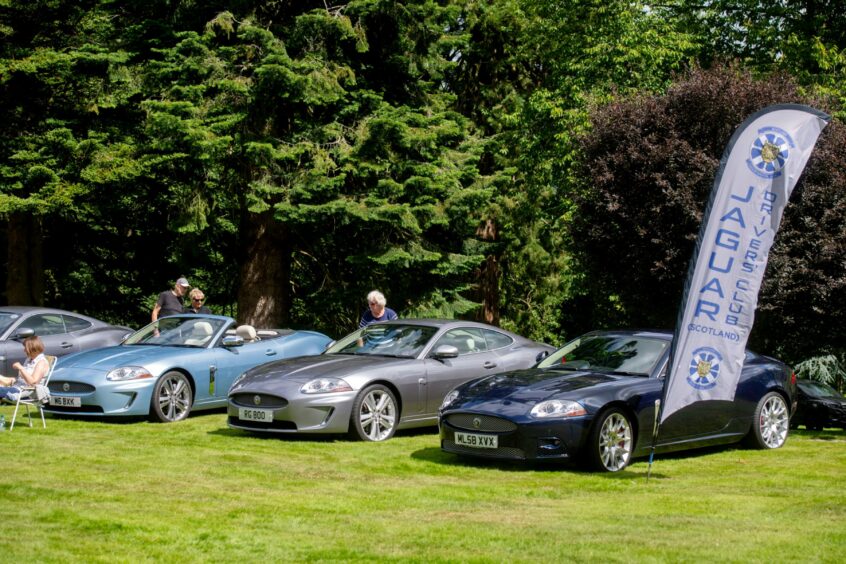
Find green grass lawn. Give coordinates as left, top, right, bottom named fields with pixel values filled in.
left=1, top=405, right=844, bottom=562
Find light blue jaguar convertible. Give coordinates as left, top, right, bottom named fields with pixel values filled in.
left=44, top=314, right=332, bottom=422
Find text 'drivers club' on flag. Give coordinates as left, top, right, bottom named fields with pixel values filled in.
left=661, top=104, right=829, bottom=423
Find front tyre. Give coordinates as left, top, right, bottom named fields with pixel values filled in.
left=585, top=408, right=633, bottom=472
left=150, top=371, right=193, bottom=423
left=745, top=391, right=789, bottom=449
left=349, top=384, right=398, bottom=442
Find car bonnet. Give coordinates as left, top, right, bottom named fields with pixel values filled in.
left=55, top=344, right=197, bottom=371
left=238, top=353, right=412, bottom=388
left=454, top=369, right=621, bottom=408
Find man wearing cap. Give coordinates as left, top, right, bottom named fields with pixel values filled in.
left=152, top=276, right=191, bottom=322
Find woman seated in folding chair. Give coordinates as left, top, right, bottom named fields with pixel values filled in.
left=0, top=336, right=50, bottom=402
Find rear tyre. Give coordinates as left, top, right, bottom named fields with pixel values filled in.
left=150, top=371, right=193, bottom=423
left=349, top=384, right=398, bottom=442
left=585, top=408, right=633, bottom=472
left=745, top=392, right=789, bottom=449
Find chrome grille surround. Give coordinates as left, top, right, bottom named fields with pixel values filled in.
left=445, top=413, right=517, bottom=433
left=230, top=393, right=288, bottom=409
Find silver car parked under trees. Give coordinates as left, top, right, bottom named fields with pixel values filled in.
left=227, top=319, right=555, bottom=441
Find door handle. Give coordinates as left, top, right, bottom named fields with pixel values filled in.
left=60, top=342, right=73, bottom=349
left=484, top=361, right=497, bottom=369
left=418, top=378, right=427, bottom=385
left=265, top=349, right=277, bottom=356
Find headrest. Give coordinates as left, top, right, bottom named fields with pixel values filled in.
left=236, top=325, right=257, bottom=340
left=193, top=321, right=213, bottom=336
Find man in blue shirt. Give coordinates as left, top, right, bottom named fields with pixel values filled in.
left=359, top=290, right=398, bottom=328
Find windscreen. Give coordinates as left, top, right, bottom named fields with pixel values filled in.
left=537, top=334, right=669, bottom=376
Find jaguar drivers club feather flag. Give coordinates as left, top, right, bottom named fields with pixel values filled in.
left=660, top=104, right=829, bottom=424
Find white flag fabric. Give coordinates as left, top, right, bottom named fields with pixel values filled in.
left=661, top=104, right=829, bottom=423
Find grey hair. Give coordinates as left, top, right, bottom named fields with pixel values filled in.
left=366, top=290, right=386, bottom=307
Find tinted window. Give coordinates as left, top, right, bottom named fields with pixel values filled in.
left=326, top=324, right=438, bottom=358
left=62, top=315, right=92, bottom=332
left=482, top=329, right=513, bottom=350
left=0, top=312, right=20, bottom=335
left=434, top=328, right=486, bottom=355
left=19, top=314, right=66, bottom=336
left=538, top=334, right=668, bottom=376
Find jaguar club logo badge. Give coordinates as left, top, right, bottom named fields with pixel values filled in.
left=687, top=347, right=722, bottom=390
left=747, top=126, right=794, bottom=179
left=253, top=395, right=262, bottom=406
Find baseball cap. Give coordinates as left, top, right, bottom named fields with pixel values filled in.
left=176, top=277, right=190, bottom=287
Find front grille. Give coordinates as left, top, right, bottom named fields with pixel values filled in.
left=442, top=440, right=525, bottom=460
left=445, top=413, right=517, bottom=432
left=230, top=393, right=288, bottom=409
left=228, top=416, right=297, bottom=431
left=49, top=381, right=95, bottom=393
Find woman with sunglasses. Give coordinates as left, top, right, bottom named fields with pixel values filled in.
left=184, top=288, right=211, bottom=314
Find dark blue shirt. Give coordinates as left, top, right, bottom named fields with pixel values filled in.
left=359, top=307, right=398, bottom=328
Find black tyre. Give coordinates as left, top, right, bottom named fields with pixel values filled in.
left=150, top=371, right=193, bottom=423
left=349, top=384, right=398, bottom=442
left=744, top=391, right=789, bottom=449
left=585, top=408, right=633, bottom=472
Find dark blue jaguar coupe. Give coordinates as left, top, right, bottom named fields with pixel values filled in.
left=439, top=330, right=797, bottom=472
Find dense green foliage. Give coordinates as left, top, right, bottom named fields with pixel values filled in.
left=1, top=1, right=844, bottom=368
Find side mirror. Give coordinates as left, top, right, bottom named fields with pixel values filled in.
left=535, top=350, right=550, bottom=363
left=433, top=345, right=459, bottom=359
left=12, top=328, right=35, bottom=340
left=222, top=335, right=244, bottom=348
left=323, top=340, right=336, bottom=352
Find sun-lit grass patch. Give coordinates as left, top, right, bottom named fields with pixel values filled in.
left=1, top=407, right=844, bottom=561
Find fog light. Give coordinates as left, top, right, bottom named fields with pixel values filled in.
left=538, top=437, right=562, bottom=451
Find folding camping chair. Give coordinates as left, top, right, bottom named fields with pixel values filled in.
left=10, top=354, right=57, bottom=430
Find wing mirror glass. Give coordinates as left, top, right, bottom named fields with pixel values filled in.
left=13, top=328, right=35, bottom=340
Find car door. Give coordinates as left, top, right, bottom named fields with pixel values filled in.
left=17, top=313, right=79, bottom=357
left=423, top=327, right=501, bottom=414
left=193, top=339, right=282, bottom=406
left=654, top=357, right=737, bottom=443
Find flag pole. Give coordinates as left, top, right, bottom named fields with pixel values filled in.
left=647, top=399, right=660, bottom=482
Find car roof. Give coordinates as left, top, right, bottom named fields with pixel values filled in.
left=0, top=306, right=99, bottom=321
left=583, top=329, right=672, bottom=341
left=375, top=318, right=515, bottom=332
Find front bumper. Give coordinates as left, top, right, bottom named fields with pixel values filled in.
left=44, top=371, right=156, bottom=417
left=439, top=411, right=591, bottom=461
left=227, top=389, right=357, bottom=434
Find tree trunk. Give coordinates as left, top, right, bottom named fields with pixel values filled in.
left=5, top=213, right=44, bottom=305
left=475, top=218, right=499, bottom=325
left=236, top=212, right=292, bottom=327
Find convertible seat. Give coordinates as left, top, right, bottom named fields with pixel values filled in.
left=236, top=324, right=258, bottom=343
left=185, top=321, right=213, bottom=346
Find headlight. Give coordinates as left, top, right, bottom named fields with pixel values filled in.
left=106, top=366, right=153, bottom=381
left=300, top=378, right=353, bottom=394
left=229, top=372, right=248, bottom=393
left=440, top=389, right=460, bottom=410
left=530, top=399, right=587, bottom=419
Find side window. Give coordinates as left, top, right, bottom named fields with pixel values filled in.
left=434, top=328, right=486, bottom=356
left=62, top=315, right=92, bottom=333
left=19, top=314, right=66, bottom=336
left=482, top=329, right=513, bottom=351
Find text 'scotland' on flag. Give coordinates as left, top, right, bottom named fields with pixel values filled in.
left=661, top=104, right=829, bottom=424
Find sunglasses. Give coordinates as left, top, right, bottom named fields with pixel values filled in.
left=192, top=298, right=204, bottom=302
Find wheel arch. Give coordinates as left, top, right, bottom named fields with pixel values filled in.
left=157, top=367, right=197, bottom=400
left=591, top=400, right=640, bottom=448
left=359, top=379, right=403, bottom=417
